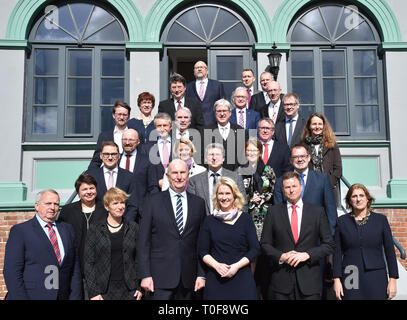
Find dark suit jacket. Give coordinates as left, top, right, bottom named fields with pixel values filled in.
left=310, top=144, right=342, bottom=189
left=3, top=217, right=82, bottom=300
left=260, top=202, right=334, bottom=296
left=259, top=94, right=285, bottom=123
left=88, top=130, right=114, bottom=169
left=137, top=191, right=206, bottom=290
left=230, top=108, right=261, bottom=130
left=333, top=212, right=399, bottom=280
left=273, top=170, right=338, bottom=235
left=186, top=79, right=225, bottom=126
left=249, top=91, right=266, bottom=113
left=127, top=118, right=155, bottom=144
left=203, top=122, right=249, bottom=171
left=85, top=166, right=139, bottom=222
left=274, top=116, right=307, bottom=148
left=263, top=139, right=292, bottom=178
left=58, top=200, right=107, bottom=274
left=158, top=97, right=205, bottom=130
left=84, top=220, right=140, bottom=298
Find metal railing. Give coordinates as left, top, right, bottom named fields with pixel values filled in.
left=338, top=176, right=406, bottom=260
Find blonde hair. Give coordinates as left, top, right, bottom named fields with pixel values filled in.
left=212, top=177, right=246, bottom=211
left=103, top=187, right=129, bottom=208
left=173, top=138, right=196, bottom=156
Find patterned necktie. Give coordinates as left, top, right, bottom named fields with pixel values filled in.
left=263, top=143, right=269, bottom=165
left=175, top=194, right=184, bottom=234
left=247, top=88, right=251, bottom=106
left=271, top=105, right=278, bottom=123
left=199, top=81, right=205, bottom=101
left=238, top=110, right=245, bottom=128
left=287, top=119, right=294, bottom=146
left=46, top=223, right=62, bottom=264
left=162, top=140, right=169, bottom=170
left=211, top=172, right=219, bottom=188
left=300, top=173, right=305, bottom=198
left=125, top=154, right=131, bottom=171
left=291, top=204, right=299, bottom=243
left=177, top=100, right=182, bottom=111
left=107, top=170, right=114, bottom=190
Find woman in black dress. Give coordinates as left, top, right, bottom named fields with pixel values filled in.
left=84, top=187, right=142, bottom=300
left=198, top=177, right=259, bottom=300
left=333, top=184, right=398, bottom=300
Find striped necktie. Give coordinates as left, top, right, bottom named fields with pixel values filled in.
left=175, top=194, right=184, bottom=234
left=46, top=223, right=62, bottom=264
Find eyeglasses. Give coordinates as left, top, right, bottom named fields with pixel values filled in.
left=283, top=103, right=298, bottom=107
left=259, top=127, right=275, bottom=131
left=101, top=152, right=119, bottom=158
left=291, top=155, right=309, bottom=160
left=246, top=149, right=259, bottom=154
left=234, top=96, right=248, bottom=99
left=215, top=109, right=230, bottom=114
left=114, top=113, right=129, bottom=118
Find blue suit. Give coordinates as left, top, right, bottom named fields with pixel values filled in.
left=273, top=170, right=337, bottom=234
left=230, top=108, right=261, bottom=130
left=186, top=79, right=225, bottom=126
left=3, top=217, right=82, bottom=300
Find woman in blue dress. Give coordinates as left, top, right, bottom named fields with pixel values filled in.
left=198, top=177, right=259, bottom=300
left=127, top=92, right=155, bottom=144
left=333, top=183, right=398, bottom=300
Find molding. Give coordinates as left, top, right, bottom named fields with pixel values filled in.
left=272, top=0, right=402, bottom=44
left=126, top=42, right=163, bottom=51
left=0, top=39, right=30, bottom=50
left=338, top=141, right=390, bottom=148
left=22, top=143, right=96, bottom=151
left=380, top=42, right=407, bottom=52
left=0, top=182, right=27, bottom=202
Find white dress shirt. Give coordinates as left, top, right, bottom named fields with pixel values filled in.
left=263, top=91, right=271, bottom=105
left=217, top=122, right=230, bottom=140
left=113, top=126, right=127, bottom=154
left=169, top=188, right=188, bottom=230
left=119, top=149, right=137, bottom=172
left=195, top=78, right=208, bottom=98
left=103, top=166, right=118, bottom=189
left=173, top=96, right=185, bottom=111
left=285, top=114, right=299, bottom=142
left=268, top=100, right=281, bottom=122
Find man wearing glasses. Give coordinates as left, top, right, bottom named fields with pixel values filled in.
left=88, top=100, right=131, bottom=169
left=274, top=93, right=307, bottom=148
left=86, top=141, right=139, bottom=221
left=257, top=118, right=291, bottom=178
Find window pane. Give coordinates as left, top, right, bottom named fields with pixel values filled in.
left=292, top=78, right=314, bottom=104
left=216, top=56, right=243, bottom=80
left=34, top=78, right=58, bottom=104
left=33, top=106, right=58, bottom=134
left=354, top=50, right=376, bottom=76
left=320, top=5, right=342, bottom=37
left=36, top=21, right=76, bottom=41
left=68, top=50, right=92, bottom=76
left=324, top=106, right=347, bottom=132
left=323, top=79, right=346, bottom=104
left=299, top=106, right=315, bottom=120
left=102, top=51, right=124, bottom=76
left=101, top=107, right=115, bottom=132
left=222, top=81, right=241, bottom=100
left=337, top=21, right=375, bottom=42
left=213, top=23, right=248, bottom=42
left=291, top=51, right=313, bottom=76
left=299, top=8, right=329, bottom=39
left=35, top=49, right=58, bottom=75
left=212, top=9, right=239, bottom=40
left=102, top=79, right=124, bottom=105
left=177, top=9, right=206, bottom=40
left=354, top=78, right=377, bottom=104
left=322, top=51, right=345, bottom=76
left=86, top=21, right=125, bottom=41
left=84, top=6, right=114, bottom=38
left=167, top=23, right=204, bottom=42
left=68, top=79, right=92, bottom=105
left=355, top=106, right=379, bottom=133
left=197, top=6, right=219, bottom=37
left=66, top=107, right=91, bottom=134
left=291, top=22, right=328, bottom=42
left=69, top=3, right=94, bottom=36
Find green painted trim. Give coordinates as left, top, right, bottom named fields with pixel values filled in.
left=22, top=143, right=96, bottom=151
left=126, top=42, right=163, bottom=51
left=372, top=200, right=407, bottom=208
left=380, top=42, right=407, bottom=52
left=144, top=0, right=272, bottom=43
left=254, top=42, right=290, bottom=52
left=337, top=141, right=390, bottom=148
left=5, top=0, right=144, bottom=42
left=0, top=182, right=27, bottom=202
left=272, top=0, right=402, bottom=43
left=0, top=39, right=30, bottom=49
left=0, top=202, right=35, bottom=212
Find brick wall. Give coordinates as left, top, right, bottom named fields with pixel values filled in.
left=0, top=209, right=406, bottom=299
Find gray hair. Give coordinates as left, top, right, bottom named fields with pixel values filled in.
left=205, top=142, right=225, bottom=157
left=175, top=106, right=192, bottom=119
left=213, top=99, right=232, bottom=113
left=154, top=112, right=172, bottom=125
left=231, top=86, right=249, bottom=106
left=35, top=189, right=59, bottom=203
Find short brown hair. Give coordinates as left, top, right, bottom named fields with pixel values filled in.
left=345, top=183, right=375, bottom=211
left=101, top=141, right=119, bottom=153
left=282, top=171, right=301, bottom=185
left=245, top=137, right=263, bottom=156
left=137, top=92, right=155, bottom=107
left=103, top=187, right=129, bottom=208
left=112, top=100, right=131, bottom=114
left=74, top=173, right=97, bottom=193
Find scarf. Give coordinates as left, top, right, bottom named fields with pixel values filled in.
left=305, top=134, right=324, bottom=172
left=212, top=208, right=239, bottom=221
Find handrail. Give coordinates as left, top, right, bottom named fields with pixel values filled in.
left=65, top=190, right=77, bottom=205
left=339, top=176, right=406, bottom=260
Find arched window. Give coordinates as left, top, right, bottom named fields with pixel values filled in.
left=26, top=1, right=129, bottom=142
left=288, top=3, right=385, bottom=140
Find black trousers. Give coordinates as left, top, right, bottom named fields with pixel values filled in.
left=146, top=281, right=194, bottom=300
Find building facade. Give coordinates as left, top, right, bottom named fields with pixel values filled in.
left=0, top=0, right=406, bottom=297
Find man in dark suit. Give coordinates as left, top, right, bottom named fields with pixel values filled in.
left=3, top=190, right=82, bottom=300
left=259, top=81, right=285, bottom=124
left=261, top=172, right=334, bottom=300
left=230, top=87, right=261, bottom=132
left=138, top=159, right=206, bottom=300
left=203, top=99, right=249, bottom=171
left=88, top=100, right=131, bottom=169
left=249, top=71, right=273, bottom=112
left=186, top=61, right=225, bottom=126
left=119, top=129, right=149, bottom=205
left=86, top=141, right=138, bottom=221
left=188, top=143, right=247, bottom=215
left=257, top=118, right=292, bottom=178
left=241, top=68, right=256, bottom=106
left=274, top=93, right=307, bottom=148
left=158, top=73, right=205, bottom=130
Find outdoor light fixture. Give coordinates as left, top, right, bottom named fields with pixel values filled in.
left=267, top=42, right=282, bottom=80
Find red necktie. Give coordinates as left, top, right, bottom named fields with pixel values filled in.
left=46, top=223, right=62, bottom=264
left=177, top=100, right=182, bottom=111
left=125, top=154, right=131, bottom=171
left=291, top=204, right=299, bottom=243
left=263, top=143, right=269, bottom=165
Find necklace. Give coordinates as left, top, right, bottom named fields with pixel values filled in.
left=106, top=219, right=123, bottom=229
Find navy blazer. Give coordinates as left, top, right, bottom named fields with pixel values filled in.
left=273, top=170, right=338, bottom=235
left=185, top=79, right=225, bottom=126
left=85, top=166, right=139, bottom=222
left=262, top=139, right=292, bottom=178
left=274, top=116, right=307, bottom=148
left=127, top=118, right=155, bottom=144
left=230, top=108, right=261, bottom=130
left=137, top=190, right=206, bottom=290
left=157, top=97, right=205, bottom=130
left=333, top=212, right=399, bottom=279
left=3, top=217, right=82, bottom=300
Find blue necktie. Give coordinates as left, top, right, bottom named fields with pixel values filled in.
left=300, top=173, right=305, bottom=198
left=287, top=119, right=294, bottom=146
